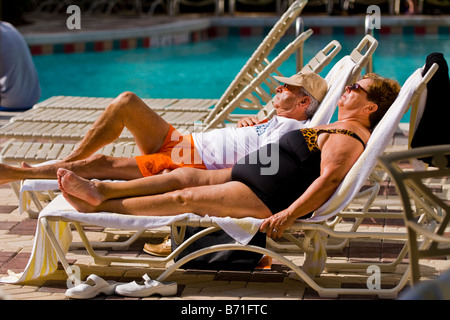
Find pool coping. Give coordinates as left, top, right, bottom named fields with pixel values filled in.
left=21, top=14, right=450, bottom=55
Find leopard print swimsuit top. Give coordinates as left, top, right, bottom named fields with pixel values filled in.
left=300, top=128, right=366, bottom=153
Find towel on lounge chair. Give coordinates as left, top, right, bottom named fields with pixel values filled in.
left=310, top=55, right=358, bottom=127
left=311, top=68, right=424, bottom=223
left=18, top=160, right=59, bottom=214
left=1, top=195, right=263, bottom=284
left=19, top=179, right=58, bottom=213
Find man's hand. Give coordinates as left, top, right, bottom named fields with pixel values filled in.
left=237, top=116, right=266, bottom=128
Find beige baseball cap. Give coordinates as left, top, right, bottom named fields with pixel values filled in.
left=274, top=72, right=328, bottom=102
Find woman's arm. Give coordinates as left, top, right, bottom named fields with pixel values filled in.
left=260, top=134, right=364, bottom=238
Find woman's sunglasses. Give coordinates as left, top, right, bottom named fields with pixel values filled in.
left=348, top=83, right=369, bottom=95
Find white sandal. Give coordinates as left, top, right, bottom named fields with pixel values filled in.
left=115, top=274, right=177, bottom=298
left=65, top=274, right=120, bottom=299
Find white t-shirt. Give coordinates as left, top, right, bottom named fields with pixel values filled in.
left=192, top=116, right=309, bottom=170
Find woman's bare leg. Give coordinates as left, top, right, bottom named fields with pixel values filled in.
left=63, top=91, right=171, bottom=162
left=57, top=168, right=271, bottom=219
left=57, top=167, right=232, bottom=206
left=61, top=181, right=272, bottom=219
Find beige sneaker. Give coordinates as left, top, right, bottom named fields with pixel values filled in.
left=143, top=236, right=171, bottom=257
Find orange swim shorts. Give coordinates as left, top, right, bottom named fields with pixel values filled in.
left=135, top=125, right=207, bottom=177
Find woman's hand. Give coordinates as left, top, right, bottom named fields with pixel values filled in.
left=259, top=209, right=295, bottom=238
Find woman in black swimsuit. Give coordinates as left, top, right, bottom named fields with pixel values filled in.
left=57, top=73, right=400, bottom=238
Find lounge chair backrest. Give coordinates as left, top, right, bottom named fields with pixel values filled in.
left=254, top=34, right=377, bottom=127
left=254, top=39, right=342, bottom=122
left=301, top=40, right=342, bottom=74
left=203, top=28, right=315, bottom=130
left=308, top=63, right=439, bottom=222
left=379, top=144, right=450, bottom=284
left=310, top=34, right=378, bottom=127
left=203, top=0, right=308, bottom=125
left=260, top=34, right=379, bottom=128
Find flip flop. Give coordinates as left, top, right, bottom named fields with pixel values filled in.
left=115, top=274, right=177, bottom=298
left=65, top=274, right=120, bottom=299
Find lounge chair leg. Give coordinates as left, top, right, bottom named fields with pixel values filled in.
left=40, top=217, right=78, bottom=283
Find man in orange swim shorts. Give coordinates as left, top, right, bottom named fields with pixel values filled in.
left=0, top=72, right=327, bottom=185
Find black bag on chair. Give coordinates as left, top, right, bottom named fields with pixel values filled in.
left=411, top=52, right=450, bottom=165
left=171, top=226, right=266, bottom=271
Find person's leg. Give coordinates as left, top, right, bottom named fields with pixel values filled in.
left=57, top=167, right=232, bottom=205
left=0, top=154, right=143, bottom=185
left=63, top=91, right=171, bottom=162
left=58, top=169, right=272, bottom=219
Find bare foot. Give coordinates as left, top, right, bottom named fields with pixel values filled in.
left=60, top=189, right=98, bottom=213
left=21, top=162, right=32, bottom=168
left=57, top=168, right=105, bottom=206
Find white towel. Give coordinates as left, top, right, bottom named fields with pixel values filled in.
left=18, top=160, right=60, bottom=214
left=311, top=68, right=423, bottom=222
left=40, top=195, right=263, bottom=245
left=1, top=195, right=263, bottom=284
left=310, top=55, right=357, bottom=127
left=19, top=179, right=59, bottom=214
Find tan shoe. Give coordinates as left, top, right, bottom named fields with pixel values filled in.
left=143, top=236, right=171, bottom=257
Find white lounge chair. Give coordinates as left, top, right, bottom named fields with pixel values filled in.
left=205, top=34, right=377, bottom=130
left=204, top=0, right=308, bottom=124
left=379, top=144, right=450, bottom=286
left=4, top=63, right=436, bottom=299
left=6, top=51, right=427, bottom=302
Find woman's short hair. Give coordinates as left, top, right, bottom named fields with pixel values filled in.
left=363, top=73, right=401, bottom=130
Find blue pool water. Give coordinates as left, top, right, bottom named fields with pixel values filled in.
left=33, top=33, right=450, bottom=121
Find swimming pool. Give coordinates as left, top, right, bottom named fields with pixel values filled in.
left=33, top=32, right=450, bottom=120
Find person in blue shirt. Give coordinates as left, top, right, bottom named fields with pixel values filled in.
left=0, top=21, right=41, bottom=111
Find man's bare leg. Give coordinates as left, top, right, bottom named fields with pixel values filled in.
left=0, top=154, right=143, bottom=185
left=63, top=91, right=171, bottom=162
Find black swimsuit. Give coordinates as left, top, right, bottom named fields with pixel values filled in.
left=231, top=128, right=366, bottom=215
